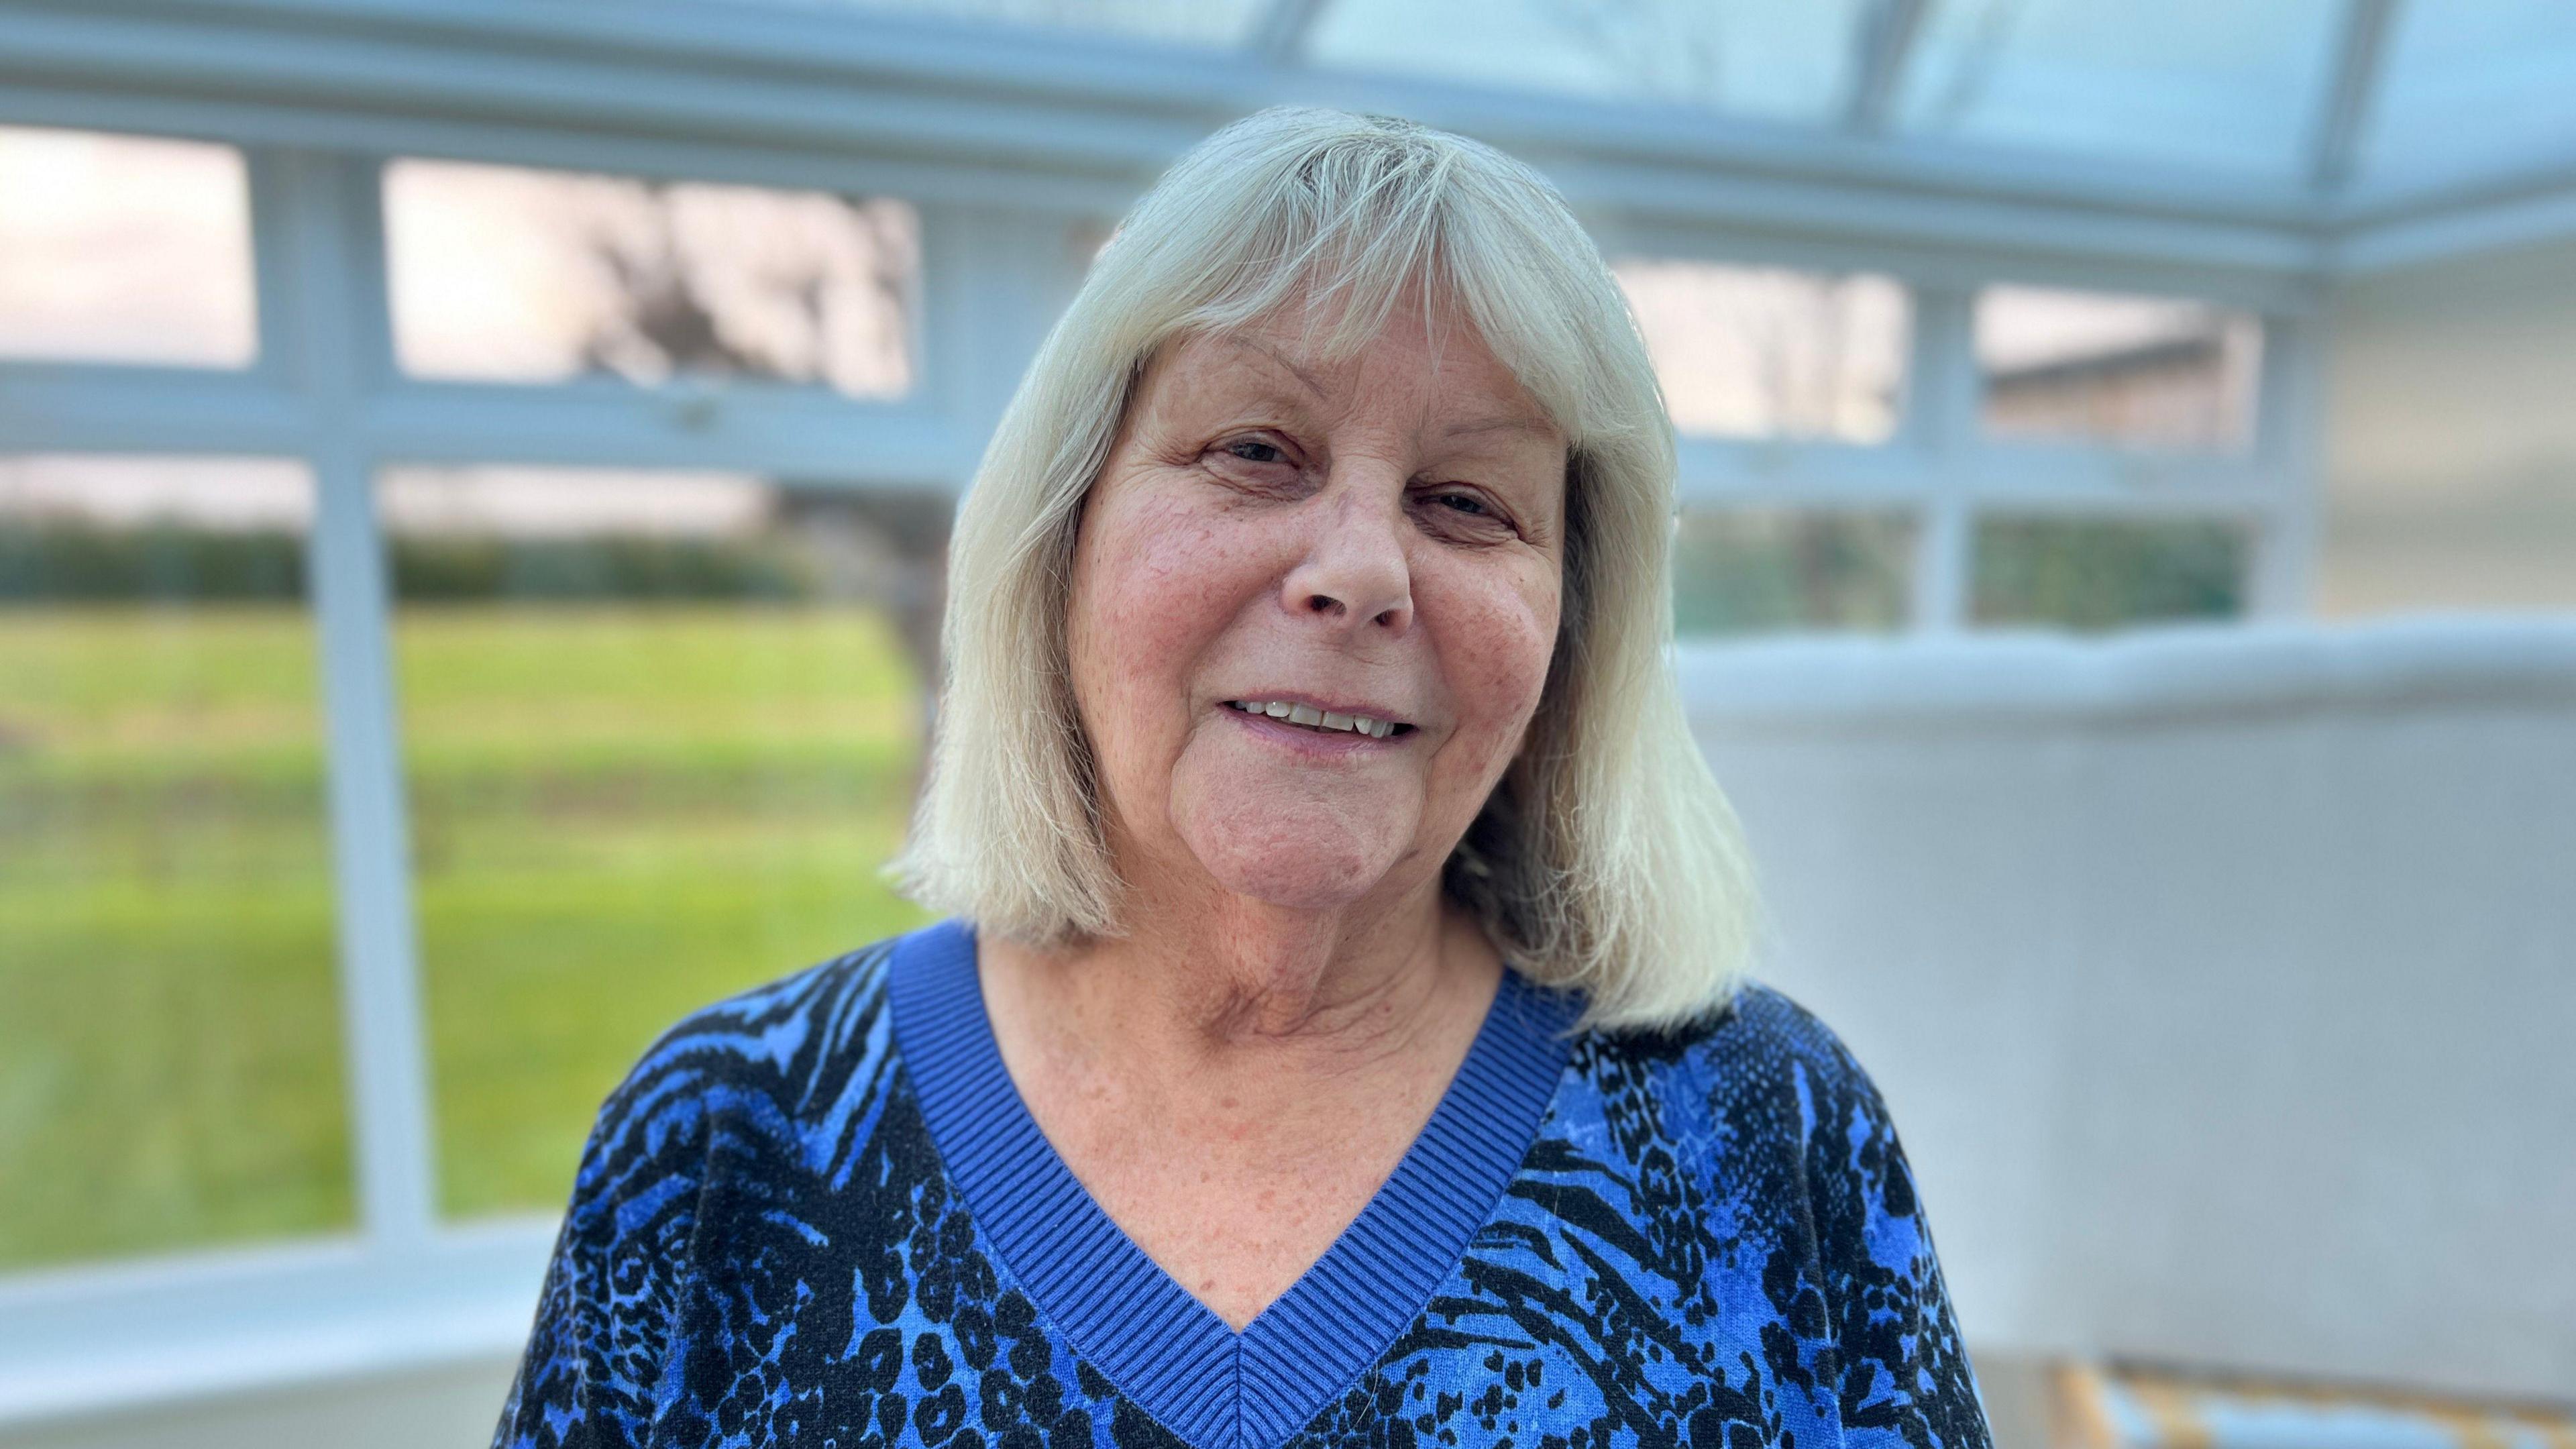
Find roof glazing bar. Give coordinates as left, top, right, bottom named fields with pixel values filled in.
left=1246, top=0, right=1329, bottom=65
left=1845, top=0, right=1931, bottom=135
left=2310, top=0, right=2398, bottom=193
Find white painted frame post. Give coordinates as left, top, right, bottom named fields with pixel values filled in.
left=258, top=145, right=441, bottom=1247
left=1905, top=284, right=1981, bottom=633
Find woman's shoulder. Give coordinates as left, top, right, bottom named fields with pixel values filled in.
left=1568, top=978, right=1919, bottom=1209
left=1572, top=983, right=1989, bottom=1449
left=633, top=931, right=902, bottom=1083
left=1583, top=977, right=1889, bottom=1113
left=571, top=924, right=918, bottom=1183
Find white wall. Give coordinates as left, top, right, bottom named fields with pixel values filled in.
left=2320, top=235, right=2576, bottom=616
left=1683, top=616, right=2576, bottom=1400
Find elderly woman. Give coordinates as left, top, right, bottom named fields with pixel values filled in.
left=494, top=107, right=1990, bottom=1449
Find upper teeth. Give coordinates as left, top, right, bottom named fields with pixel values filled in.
left=1228, top=700, right=1397, bottom=738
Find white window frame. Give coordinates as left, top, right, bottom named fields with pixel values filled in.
left=0, top=129, right=1097, bottom=1431
left=1595, top=217, right=2326, bottom=634
left=0, top=0, right=2549, bottom=1426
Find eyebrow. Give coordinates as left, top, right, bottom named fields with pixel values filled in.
left=1226, top=335, right=1328, bottom=400
left=1222, top=337, right=1558, bottom=443
left=1440, top=413, right=1558, bottom=441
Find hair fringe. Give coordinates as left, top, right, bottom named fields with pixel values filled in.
left=883, top=105, right=1764, bottom=1033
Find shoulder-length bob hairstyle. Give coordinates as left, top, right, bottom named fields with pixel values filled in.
left=885, top=105, right=1764, bottom=1032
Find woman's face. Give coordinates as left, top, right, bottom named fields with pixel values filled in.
left=1065, top=292, right=1567, bottom=916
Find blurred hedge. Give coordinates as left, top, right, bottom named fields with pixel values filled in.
left=1972, top=515, right=2247, bottom=631
left=6, top=515, right=2251, bottom=629
left=0, top=522, right=818, bottom=604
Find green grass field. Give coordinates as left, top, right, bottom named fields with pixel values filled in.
left=0, top=601, right=932, bottom=1271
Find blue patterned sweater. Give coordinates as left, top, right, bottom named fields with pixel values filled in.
left=492, top=917, right=1992, bottom=1449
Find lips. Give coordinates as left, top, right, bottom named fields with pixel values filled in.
left=1222, top=698, right=1413, bottom=739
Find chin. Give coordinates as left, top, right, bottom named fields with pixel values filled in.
left=1195, top=836, right=1398, bottom=912
left=1169, top=772, right=1420, bottom=910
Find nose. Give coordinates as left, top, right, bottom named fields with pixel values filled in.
left=1280, top=466, right=1414, bottom=636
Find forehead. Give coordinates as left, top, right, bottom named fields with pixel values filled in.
left=1148, top=299, right=1562, bottom=443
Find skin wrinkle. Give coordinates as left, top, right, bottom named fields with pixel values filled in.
left=977, top=283, right=1571, bottom=1332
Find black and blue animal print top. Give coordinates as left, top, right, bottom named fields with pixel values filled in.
left=492, top=916, right=1991, bottom=1449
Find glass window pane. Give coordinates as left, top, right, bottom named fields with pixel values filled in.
left=1673, top=507, right=1915, bottom=636
left=0, top=127, right=257, bottom=368
left=1617, top=262, right=1909, bottom=443
left=1978, top=285, right=2263, bottom=454
left=384, top=160, right=918, bottom=399
left=2361, top=0, right=2576, bottom=193
left=0, top=455, right=351, bottom=1271
left=1896, top=0, right=2340, bottom=180
left=709, top=0, right=1267, bottom=47
left=1972, top=513, right=2249, bottom=631
left=1310, top=0, right=1865, bottom=120
left=384, top=466, right=943, bottom=1218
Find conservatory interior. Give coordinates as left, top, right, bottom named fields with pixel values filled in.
left=0, top=1, right=2571, bottom=1446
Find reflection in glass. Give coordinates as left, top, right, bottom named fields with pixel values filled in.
left=713, top=0, right=1267, bottom=48
left=384, top=160, right=918, bottom=398
left=1309, top=0, right=1865, bottom=121
left=0, top=127, right=257, bottom=368
left=0, top=456, right=351, bottom=1271
left=1973, top=513, right=2249, bottom=631
left=1672, top=507, right=1914, bottom=637
left=2362, top=0, right=2576, bottom=193
left=1978, top=286, right=2263, bottom=454
left=1897, top=0, right=2337, bottom=180
left=1617, top=262, right=1909, bottom=443
left=381, top=466, right=946, bottom=1217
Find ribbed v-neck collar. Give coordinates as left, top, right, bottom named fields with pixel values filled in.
left=884, top=916, right=1581, bottom=1449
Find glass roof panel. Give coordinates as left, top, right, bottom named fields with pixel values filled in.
left=2360, top=0, right=2576, bottom=196
left=1893, top=0, right=2341, bottom=181
left=706, top=0, right=1267, bottom=50
left=1305, top=0, right=1868, bottom=125
left=672, top=0, right=2576, bottom=210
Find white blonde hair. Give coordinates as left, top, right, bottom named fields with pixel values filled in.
left=884, top=105, right=1764, bottom=1032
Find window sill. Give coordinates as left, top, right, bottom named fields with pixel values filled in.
left=0, top=1220, right=555, bottom=1431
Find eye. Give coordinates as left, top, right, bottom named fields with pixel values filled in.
left=1222, top=437, right=1288, bottom=466
left=1419, top=486, right=1513, bottom=531
left=1413, top=485, right=1521, bottom=543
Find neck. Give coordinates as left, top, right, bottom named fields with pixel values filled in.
left=987, top=875, right=1501, bottom=1083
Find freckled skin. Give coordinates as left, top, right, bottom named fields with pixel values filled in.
left=978, top=288, right=1573, bottom=1331
left=1065, top=297, right=1565, bottom=920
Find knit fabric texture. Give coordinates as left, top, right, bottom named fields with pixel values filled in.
left=491, top=916, right=1992, bottom=1449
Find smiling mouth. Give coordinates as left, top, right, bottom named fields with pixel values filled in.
left=1223, top=700, right=1413, bottom=739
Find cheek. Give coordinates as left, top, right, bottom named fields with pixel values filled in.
left=1084, top=494, right=1230, bottom=660
left=1068, top=486, right=1257, bottom=738
left=1432, top=564, right=1560, bottom=760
